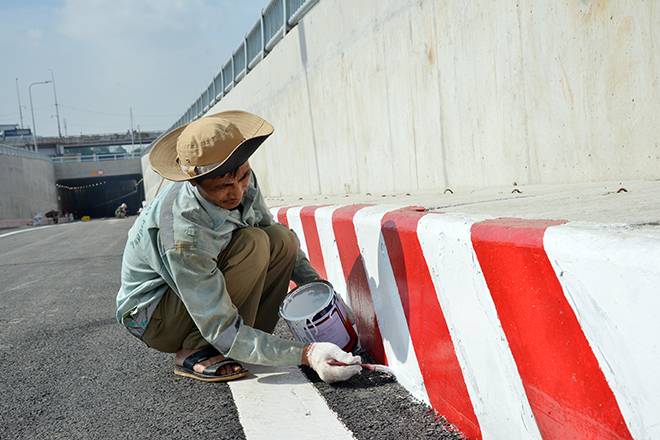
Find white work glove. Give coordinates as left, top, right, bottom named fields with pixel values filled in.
left=306, top=342, right=362, bottom=383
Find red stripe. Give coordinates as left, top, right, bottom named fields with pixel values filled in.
left=275, top=207, right=296, bottom=290
left=382, top=208, right=481, bottom=440
left=332, top=205, right=386, bottom=364
left=299, top=206, right=328, bottom=280
left=471, top=218, right=633, bottom=440
left=276, top=206, right=290, bottom=226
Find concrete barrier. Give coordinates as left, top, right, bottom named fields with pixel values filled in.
left=0, top=152, right=57, bottom=223
left=272, top=203, right=659, bottom=440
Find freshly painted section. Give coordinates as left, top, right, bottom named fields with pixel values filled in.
left=314, top=205, right=349, bottom=304
left=299, top=206, right=329, bottom=280
left=274, top=204, right=656, bottom=439
left=381, top=208, right=481, bottom=440
left=544, top=224, right=660, bottom=440
left=352, top=205, right=429, bottom=405
left=229, top=364, right=355, bottom=439
left=471, top=218, right=633, bottom=440
left=281, top=206, right=308, bottom=255
left=275, top=206, right=290, bottom=229
left=331, top=205, right=387, bottom=365
left=418, top=213, right=543, bottom=440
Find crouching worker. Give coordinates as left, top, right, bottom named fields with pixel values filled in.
left=115, top=203, right=128, bottom=218
left=116, top=111, right=361, bottom=384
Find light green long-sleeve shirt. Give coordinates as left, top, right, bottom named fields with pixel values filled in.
left=116, top=172, right=319, bottom=366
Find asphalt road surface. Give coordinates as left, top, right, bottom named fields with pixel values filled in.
left=0, top=218, right=465, bottom=440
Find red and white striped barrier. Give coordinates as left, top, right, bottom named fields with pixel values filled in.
left=272, top=204, right=660, bottom=440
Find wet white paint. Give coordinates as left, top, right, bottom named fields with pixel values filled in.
left=280, top=282, right=333, bottom=319
left=314, top=205, right=350, bottom=306
left=268, top=200, right=660, bottom=439
left=283, top=205, right=309, bottom=256
left=544, top=223, right=660, bottom=440
left=417, top=213, right=543, bottom=440
left=352, top=205, right=429, bottom=405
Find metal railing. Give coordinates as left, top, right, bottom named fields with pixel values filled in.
left=0, top=144, right=52, bottom=162
left=51, top=152, right=142, bottom=163
left=145, top=0, right=319, bottom=154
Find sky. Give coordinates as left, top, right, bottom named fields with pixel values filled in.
left=0, top=0, right=271, bottom=138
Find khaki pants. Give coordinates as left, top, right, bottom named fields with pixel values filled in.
left=141, top=224, right=297, bottom=353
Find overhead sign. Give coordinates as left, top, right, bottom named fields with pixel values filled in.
left=2, top=129, right=31, bottom=137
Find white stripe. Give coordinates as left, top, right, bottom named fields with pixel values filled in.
left=314, top=206, right=350, bottom=305
left=0, top=224, right=59, bottom=238
left=284, top=206, right=308, bottom=256
left=353, top=205, right=429, bottom=405
left=417, top=213, right=542, bottom=440
left=544, top=223, right=660, bottom=439
left=229, top=365, right=355, bottom=440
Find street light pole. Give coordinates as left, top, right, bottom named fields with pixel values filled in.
left=15, top=78, right=24, bottom=129
left=129, top=107, right=135, bottom=149
left=49, top=69, right=62, bottom=140
left=29, top=80, right=51, bottom=153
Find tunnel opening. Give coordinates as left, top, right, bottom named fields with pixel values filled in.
left=57, top=174, right=144, bottom=219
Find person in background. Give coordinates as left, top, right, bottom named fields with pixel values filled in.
left=137, top=200, right=148, bottom=215
left=115, top=203, right=128, bottom=218
left=116, top=110, right=361, bottom=383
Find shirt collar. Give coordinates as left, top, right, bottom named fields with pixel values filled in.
left=187, top=182, right=230, bottom=229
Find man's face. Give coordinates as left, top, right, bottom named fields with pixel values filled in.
left=191, top=161, right=251, bottom=210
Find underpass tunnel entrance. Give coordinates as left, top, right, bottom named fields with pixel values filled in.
left=57, top=174, right=144, bottom=219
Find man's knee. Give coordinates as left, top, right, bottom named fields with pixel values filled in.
left=265, top=224, right=297, bottom=260
left=236, top=226, right=270, bottom=245
left=223, top=227, right=270, bottom=270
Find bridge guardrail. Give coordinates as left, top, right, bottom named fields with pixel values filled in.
left=0, top=144, right=52, bottom=162
left=51, top=152, right=142, bottom=163
left=143, top=0, right=320, bottom=156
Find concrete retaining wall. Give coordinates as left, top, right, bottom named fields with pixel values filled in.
left=54, top=158, right=142, bottom=180
left=0, top=153, right=58, bottom=226
left=272, top=204, right=659, bottom=440
left=187, top=0, right=659, bottom=201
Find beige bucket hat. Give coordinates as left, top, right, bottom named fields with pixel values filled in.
left=149, top=110, right=274, bottom=181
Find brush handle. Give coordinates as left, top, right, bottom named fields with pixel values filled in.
left=327, top=361, right=387, bottom=372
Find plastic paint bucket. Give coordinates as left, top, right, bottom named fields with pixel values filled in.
left=279, top=280, right=358, bottom=352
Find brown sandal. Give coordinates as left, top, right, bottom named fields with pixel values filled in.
left=174, top=346, right=249, bottom=382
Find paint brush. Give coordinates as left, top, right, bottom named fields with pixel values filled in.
left=327, top=361, right=394, bottom=375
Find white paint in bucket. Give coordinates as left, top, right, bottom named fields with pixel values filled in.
left=279, top=281, right=358, bottom=352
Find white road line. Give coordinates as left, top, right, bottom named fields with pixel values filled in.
left=0, top=224, right=58, bottom=238
left=229, top=364, right=355, bottom=440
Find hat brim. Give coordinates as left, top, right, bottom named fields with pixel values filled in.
left=149, top=110, right=274, bottom=181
